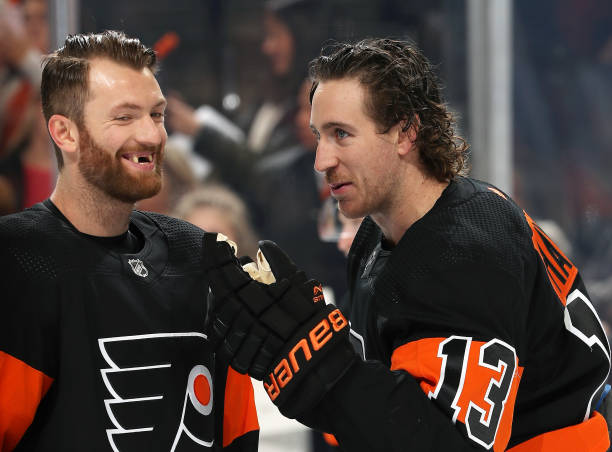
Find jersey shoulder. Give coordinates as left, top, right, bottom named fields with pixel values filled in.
left=0, top=204, right=75, bottom=282
left=349, top=177, right=535, bottom=284
left=422, top=177, right=534, bottom=278
left=133, top=210, right=205, bottom=272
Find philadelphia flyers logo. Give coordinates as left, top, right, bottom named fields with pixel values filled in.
left=98, top=332, right=215, bottom=451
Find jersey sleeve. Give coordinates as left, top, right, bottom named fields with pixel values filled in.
left=300, top=357, right=486, bottom=451
left=297, top=315, right=523, bottom=451
left=0, top=238, right=59, bottom=451
left=389, top=335, right=522, bottom=451
left=221, top=367, right=259, bottom=450
left=0, top=352, right=53, bottom=451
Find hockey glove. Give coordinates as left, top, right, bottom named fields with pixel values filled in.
left=202, top=233, right=357, bottom=418
left=254, top=240, right=357, bottom=418
left=202, top=233, right=284, bottom=376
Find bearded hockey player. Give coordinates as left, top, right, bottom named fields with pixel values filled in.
left=0, top=31, right=258, bottom=451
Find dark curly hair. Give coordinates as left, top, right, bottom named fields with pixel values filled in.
left=41, top=30, right=158, bottom=170
left=308, top=38, right=468, bottom=181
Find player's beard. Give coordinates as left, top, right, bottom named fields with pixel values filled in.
left=78, top=126, right=163, bottom=204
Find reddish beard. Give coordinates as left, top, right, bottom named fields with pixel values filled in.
left=78, top=126, right=163, bottom=203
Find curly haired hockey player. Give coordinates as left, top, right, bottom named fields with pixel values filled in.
left=202, top=38, right=611, bottom=451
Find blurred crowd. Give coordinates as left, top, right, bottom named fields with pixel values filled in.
left=0, top=0, right=54, bottom=214
left=1, top=0, right=611, bottom=450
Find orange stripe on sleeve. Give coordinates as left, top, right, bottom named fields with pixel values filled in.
left=390, top=337, right=445, bottom=395
left=0, top=351, right=53, bottom=452
left=323, top=432, right=339, bottom=446
left=222, top=367, right=259, bottom=448
left=507, top=411, right=609, bottom=452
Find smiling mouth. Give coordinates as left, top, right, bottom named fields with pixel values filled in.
left=122, top=153, right=154, bottom=164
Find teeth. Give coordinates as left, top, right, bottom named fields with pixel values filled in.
left=126, top=154, right=154, bottom=164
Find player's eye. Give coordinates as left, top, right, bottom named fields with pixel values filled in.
left=151, top=112, right=166, bottom=121
left=335, top=128, right=349, bottom=140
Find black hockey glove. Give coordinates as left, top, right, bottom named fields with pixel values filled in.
left=202, top=233, right=284, bottom=376
left=202, top=232, right=357, bottom=418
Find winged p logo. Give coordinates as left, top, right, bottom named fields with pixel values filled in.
left=98, top=332, right=215, bottom=451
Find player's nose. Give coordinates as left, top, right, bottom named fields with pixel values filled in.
left=136, top=115, right=166, bottom=147
left=314, top=140, right=338, bottom=173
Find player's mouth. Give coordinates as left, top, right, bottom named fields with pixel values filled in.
left=329, top=182, right=352, bottom=196
left=121, top=152, right=156, bottom=170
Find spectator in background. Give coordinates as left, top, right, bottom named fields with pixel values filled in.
left=166, top=0, right=325, bottom=171
left=244, top=0, right=323, bottom=154
left=170, top=74, right=347, bottom=301
left=252, top=79, right=347, bottom=300
left=0, top=0, right=54, bottom=215
left=173, top=184, right=259, bottom=259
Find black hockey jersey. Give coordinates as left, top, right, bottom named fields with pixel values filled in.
left=0, top=201, right=258, bottom=451
left=309, top=177, right=610, bottom=451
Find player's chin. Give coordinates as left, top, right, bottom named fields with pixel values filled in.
left=137, top=178, right=162, bottom=200
left=337, top=199, right=367, bottom=220
left=120, top=175, right=162, bottom=203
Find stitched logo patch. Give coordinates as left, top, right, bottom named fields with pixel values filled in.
left=128, top=259, right=148, bottom=278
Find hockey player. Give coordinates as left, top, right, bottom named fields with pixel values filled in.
left=202, top=38, right=611, bottom=451
left=0, top=31, right=258, bottom=451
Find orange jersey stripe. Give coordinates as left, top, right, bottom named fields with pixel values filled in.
left=391, top=337, right=523, bottom=452
left=487, top=187, right=508, bottom=200
left=323, top=432, right=339, bottom=446
left=222, top=367, right=259, bottom=448
left=0, top=351, right=53, bottom=452
left=524, top=211, right=577, bottom=305
left=507, top=411, right=609, bottom=452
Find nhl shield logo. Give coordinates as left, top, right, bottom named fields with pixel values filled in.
left=128, top=258, right=148, bottom=278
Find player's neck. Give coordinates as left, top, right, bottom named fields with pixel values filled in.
left=372, top=171, right=448, bottom=246
left=51, top=174, right=133, bottom=237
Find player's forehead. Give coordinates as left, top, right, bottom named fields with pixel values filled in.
left=86, top=58, right=165, bottom=112
left=310, top=78, right=371, bottom=128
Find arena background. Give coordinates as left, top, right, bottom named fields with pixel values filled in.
left=2, top=0, right=612, bottom=450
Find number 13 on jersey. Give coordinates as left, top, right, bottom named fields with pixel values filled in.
left=391, top=336, right=524, bottom=451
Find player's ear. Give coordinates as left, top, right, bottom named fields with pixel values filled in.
left=397, top=115, right=418, bottom=156
left=48, top=114, right=80, bottom=155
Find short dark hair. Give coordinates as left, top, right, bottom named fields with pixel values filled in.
left=309, top=38, right=468, bottom=181
left=41, top=30, right=158, bottom=170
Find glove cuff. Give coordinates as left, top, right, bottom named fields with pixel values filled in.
left=262, top=304, right=356, bottom=416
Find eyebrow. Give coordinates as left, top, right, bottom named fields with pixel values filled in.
left=318, top=121, right=355, bottom=132
left=110, top=99, right=167, bottom=113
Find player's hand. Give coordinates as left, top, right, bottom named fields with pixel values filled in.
left=202, top=233, right=283, bottom=377
left=202, top=233, right=357, bottom=418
